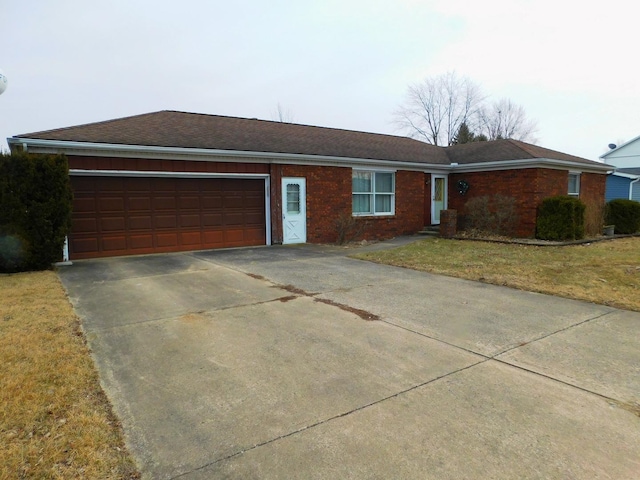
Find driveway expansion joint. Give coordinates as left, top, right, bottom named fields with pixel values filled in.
left=168, top=358, right=488, bottom=480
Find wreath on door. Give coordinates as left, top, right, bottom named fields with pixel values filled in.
left=457, top=180, right=470, bottom=195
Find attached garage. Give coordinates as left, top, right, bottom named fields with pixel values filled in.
left=69, top=175, right=267, bottom=259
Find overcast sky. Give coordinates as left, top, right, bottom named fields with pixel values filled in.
left=1, top=0, right=638, bottom=160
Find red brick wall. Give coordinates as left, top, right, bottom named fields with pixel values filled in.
left=580, top=172, right=606, bottom=207
left=280, top=165, right=425, bottom=244
left=449, top=168, right=607, bottom=237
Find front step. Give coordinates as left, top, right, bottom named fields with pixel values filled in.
left=418, top=225, right=440, bottom=237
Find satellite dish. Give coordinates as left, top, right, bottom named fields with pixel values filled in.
left=0, top=70, right=7, bottom=95
left=608, top=143, right=617, bottom=150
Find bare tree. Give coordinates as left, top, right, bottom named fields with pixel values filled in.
left=272, top=103, right=295, bottom=123
left=476, top=98, right=538, bottom=142
left=394, top=71, right=484, bottom=146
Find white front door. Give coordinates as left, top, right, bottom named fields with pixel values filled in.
left=431, top=175, right=447, bottom=224
left=282, top=177, right=306, bottom=244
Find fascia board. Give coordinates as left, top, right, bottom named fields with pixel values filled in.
left=9, top=137, right=449, bottom=173
left=452, top=158, right=612, bottom=174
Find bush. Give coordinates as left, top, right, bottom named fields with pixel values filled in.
left=0, top=152, right=73, bottom=272
left=536, top=195, right=585, bottom=241
left=606, top=199, right=640, bottom=234
left=464, top=194, right=518, bottom=236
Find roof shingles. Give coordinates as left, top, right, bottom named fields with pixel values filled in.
left=15, top=110, right=605, bottom=169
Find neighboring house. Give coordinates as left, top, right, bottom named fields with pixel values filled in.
left=601, top=137, right=640, bottom=202
left=8, top=111, right=610, bottom=260
left=601, top=135, right=640, bottom=169
left=605, top=170, right=640, bottom=203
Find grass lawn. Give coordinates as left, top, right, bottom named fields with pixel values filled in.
left=354, top=237, right=640, bottom=312
left=0, top=271, right=139, bottom=479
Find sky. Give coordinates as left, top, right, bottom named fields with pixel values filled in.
left=1, top=0, right=638, bottom=160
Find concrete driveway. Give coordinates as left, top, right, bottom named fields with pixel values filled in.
left=58, top=238, right=640, bottom=479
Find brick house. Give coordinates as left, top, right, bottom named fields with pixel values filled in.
left=8, top=111, right=610, bottom=260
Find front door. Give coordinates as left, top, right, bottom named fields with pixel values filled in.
left=431, top=175, right=447, bottom=224
left=282, top=177, right=306, bottom=244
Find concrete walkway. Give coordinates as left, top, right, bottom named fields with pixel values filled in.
left=58, top=237, right=640, bottom=479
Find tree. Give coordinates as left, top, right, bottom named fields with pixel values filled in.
left=394, top=71, right=484, bottom=146
left=476, top=98, right=537, bottom=142
left=271, top=103, right=295, bottom=123
left=396, top=73, right=538, bottom=145
left=451, top=122, right=487, bottom=144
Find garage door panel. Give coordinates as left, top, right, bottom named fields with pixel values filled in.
left=70, top=176, right=266, bottom=259
left=155, top=215, right=177, bottom=229
left=180, top=232, right=202, bottom=246
left=73, top=218, right=97, bottom=234
left=129, top=197, right=151, bottom=211
left=101, top=217, right=126, bottom=232
left=102, top=237, right=127, bottom=251
left=202, top=196, right=223, bottom=209
left=179, top=196, right=200, bottom=209
left=130, top=235, right=154, bottom=250
left=180, top=214, right=201, bottom=227
left=71, top=237, right=99, bottom=254
left=202, top=213, right=222, bottom=226
left=129, top=216, right=152, bottom=230
left=74, top=197, right=97, bottom=213
left=157, top=233, right=178, bottom=247
left=99, top=198, right=125, bottom=212
left=153, top=197, right=177, bottom=210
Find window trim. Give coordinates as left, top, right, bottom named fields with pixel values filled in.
left=568, top=171, right=581, bottom=196
left=352, top=169, right=396, bottom=216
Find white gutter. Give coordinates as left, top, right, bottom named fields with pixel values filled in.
left=451, top=157, right=612, bottom=174
left=9, top=137, right=611, bottom=175
left=8, top=137, right=450, bottom=173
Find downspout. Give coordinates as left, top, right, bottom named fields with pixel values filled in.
left=629, top=176, right=640, bottom=200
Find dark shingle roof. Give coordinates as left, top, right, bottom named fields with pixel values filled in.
left=15, top=111, right=606, bottom=169
left=16, top=110, right=450, bottom=164
left=445, top=139, right=604, bottom=167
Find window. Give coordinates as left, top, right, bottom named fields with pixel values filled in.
left=568, top=173, right=580, bottom=196
left=352, top=170, right=395, bottom=215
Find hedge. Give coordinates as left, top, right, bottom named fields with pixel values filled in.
left=606, top=199, right=640, bottom=234
left=0, top=151, right=73, bottom=272
left=536, top=195, right=586, bottom=241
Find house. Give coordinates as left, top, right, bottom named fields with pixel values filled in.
left=605, top=170, right=640, bottom=203
left=601, top=137, right=640, bottom=202
left=8, top=111, right=611, bottom=260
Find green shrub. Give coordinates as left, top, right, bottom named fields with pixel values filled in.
left=606, top=199, right=640, bottom=234
left=0, top=152, right=73, bottom=272
left=536, top=195, right=586, bottom=241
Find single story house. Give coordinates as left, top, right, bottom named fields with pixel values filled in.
left=8, top=111, right=611, bottom=260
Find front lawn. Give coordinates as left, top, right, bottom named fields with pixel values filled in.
left=354, top=237, right=640, bottom=311
left=0, top=271, right=139, bottom=479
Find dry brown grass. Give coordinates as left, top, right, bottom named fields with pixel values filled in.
left=0, top=271, right=139, bottom=479
left=354, top=237, right=640, bottom=311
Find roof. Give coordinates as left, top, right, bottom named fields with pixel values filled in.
left=15, top=110, right=450, bottom=165
left=445, top=139, right=605, bottom=168
left=617, top=167, right=640, bottom=176
left=12, top=110, right=607, bottom=171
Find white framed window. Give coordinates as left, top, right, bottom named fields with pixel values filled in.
left=352, top=170, right=395, bottom=215
left=568, top=172, right=580, bottom=196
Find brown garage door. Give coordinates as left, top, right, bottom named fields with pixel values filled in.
left=69, top=176, right=266, bottom=259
